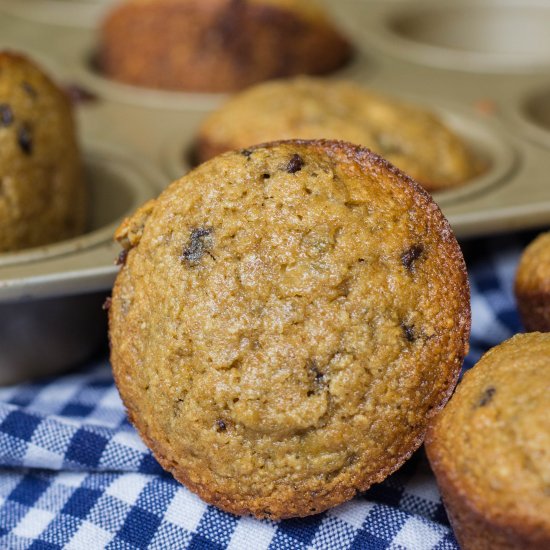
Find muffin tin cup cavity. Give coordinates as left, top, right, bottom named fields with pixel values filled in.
left=510, top=86, right=550, bottom=150
left=374, top=2, right=550, bottom=73
left=430, top=107, right=516, bottom=206
left=162, top=102, right=516, bottom=208
left=0, top=142, right=156, bottom=269
left=0, top=0, right=111, bottom=28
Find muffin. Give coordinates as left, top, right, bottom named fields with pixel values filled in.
left=196, top=77, right=484, bottom=192
left=515, top=232, right=550, bottom=332
left=109, top=140, right=470, bottom=519
left=98, top=0, right=352, bottom=92
left=0, top=52, right=86, bottom=252
left=426, top=333, right=550, bottom=549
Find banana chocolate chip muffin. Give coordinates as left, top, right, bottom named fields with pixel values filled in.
left=109, top=140, right=470, bottom=519
left=196, top=77, right=484, bottom=192
left=515, top=232, right=550, bottom=332
left=426, top=333, right=550, bottom=550
left=98, top=0, right=352, bottom=92
left=0, top=52, right=85, bottom=252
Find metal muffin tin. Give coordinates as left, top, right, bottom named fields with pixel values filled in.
left=1, top=0, right=550, bottom=382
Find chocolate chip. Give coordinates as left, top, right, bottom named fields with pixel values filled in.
left=64, top=83, right=98, bottom=104
left=116, top=249, right=128, bottom=266
left=478, top=386, right=496, bottom=407
left=241, top=149, right=253, bottom=159
left=401, top=244, right=424, bottom=271
left=22, top=81, right=37, bottom=99
left=401, top=323, right=415, bottom=342
left=17, top=124, right=32, bottom=155
left=286, top=153, right=304, bottom=174
left=261, top=173, right=271, bottom=179
left=216, top=419, right=227, bottom=432
left=181, top=227, right=214, bottom=265
left=0, top=104, right=14, bottom=126
left=102, top=297, right=112, bottom=311
left=307, top=359, right=324, bottom=396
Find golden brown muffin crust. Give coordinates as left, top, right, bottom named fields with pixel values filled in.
left=98, top=0, right=352, bottom=92
left=110, top=140, right=470, bottom=519
left=196, top=77, right=484, bottom=192
left=515, top=232, right=550, bottom=332
left=426, top=333, right=550, bottom=550
left=0, top=51, right=85, bottom=252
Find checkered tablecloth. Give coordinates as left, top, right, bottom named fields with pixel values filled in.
left=0, top=229, right=537, bottom=550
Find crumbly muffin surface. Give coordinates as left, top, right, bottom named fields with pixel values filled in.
left=110, top=140, right=470, bottom=518
left=515, top=232, right=550, bottom=332
left=197, top=77, right=484, bottom=191
left=426, top=333, right=550, bottom=547
left=0, top=52, right=85, bottom=252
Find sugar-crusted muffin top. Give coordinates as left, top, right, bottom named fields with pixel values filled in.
left=110, top=140, right=470, bottom=518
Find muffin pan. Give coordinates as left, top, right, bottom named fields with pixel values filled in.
left=2, top=0, right=550, bottom=382
left=0, top=139, right=163, bottom=384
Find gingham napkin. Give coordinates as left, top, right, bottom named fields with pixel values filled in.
left=0, top=230, right=536, bottom=550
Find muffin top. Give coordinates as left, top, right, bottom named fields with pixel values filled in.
left=110, top=140, right=470, bottom=518
left=197, top=77, right=484, bottom=192
left=0, top=51, right=85, bottom=252
left=99, top=0, right=351, bottom=92
left=426, top=332, right=550, bottom=541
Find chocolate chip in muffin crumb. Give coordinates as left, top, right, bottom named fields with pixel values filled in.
left=261, top=173, right=271, bottom=179
left=477, top=386, right=496, bottom=407
left=240, top=148, right=253, bottom=159
left=401, top=323, right=416, bottom=343
left=17, top=124, right=33, bottom=155
left=0, top=104, right=14, bottom=126
left=181, top=227, right=215, bottom=265
left=216, top=419, right=227, bottom=432
left=401, top=244, right=424, bottom=272
left=307, top=360, right=325, bottom=396
left=286, top=153, right=304, bottom=174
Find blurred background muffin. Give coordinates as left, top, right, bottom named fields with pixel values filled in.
left=98, top=0, right=352, bottom=92
left=515, top=231, right=550, bottom=332
left=0, top=52, right=86, bottom=253
left=196, top=77, right=485, bottom=192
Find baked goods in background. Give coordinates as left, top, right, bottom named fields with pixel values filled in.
left=109, top=139, right=470, bottom=519
left=426, top=332, right=550, bottom=550
left=196, top=77, right=485, bottom=192
left=98, top=0, right=352, bottom=92
left=515, top=231, right=550, bottom=332
left=0, top=51, right=86, bottom=253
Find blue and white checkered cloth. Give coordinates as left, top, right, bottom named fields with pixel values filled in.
left=0, top=229, right=539, bottom=550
